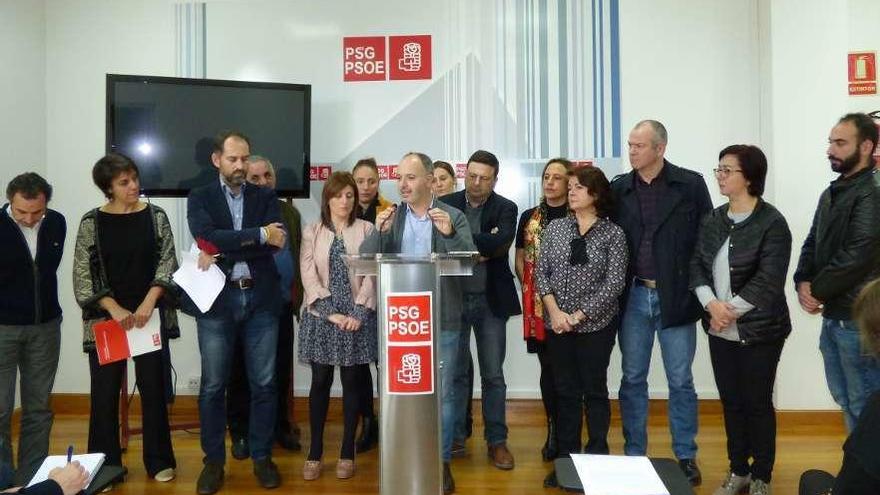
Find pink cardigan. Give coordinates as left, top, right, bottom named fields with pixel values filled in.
left=300, top=219, right=376, bottom=316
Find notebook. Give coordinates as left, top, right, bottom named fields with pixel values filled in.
left=27, top=453, right=105, bottom=489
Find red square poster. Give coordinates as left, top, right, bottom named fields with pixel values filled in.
left=387, top=344, right=434, bottom=395
left=388, top=35, right=432, bottom=81
left=848, top=51, right=877, bottom=96
left=343, top=36, right=387, bottom=82
left=386, top=292, right=432, bottom=344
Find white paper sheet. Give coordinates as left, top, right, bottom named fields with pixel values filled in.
left=126, top=309, right=162, bottom=357
left=571, top=454, right=670, bottom=495
left=27, top=453, right=105, bottom=488
left=173, top=243, right=225, bottom=313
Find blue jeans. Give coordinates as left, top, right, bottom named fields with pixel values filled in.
left=196, top=288, right=278, bottom=463
left=819, top=318, right=880, bottom=431
left=439, top=330, right=463, bottom=462
left=453, top=294, right=509, bottom=445
left=618, top=284, right=698, bottom=460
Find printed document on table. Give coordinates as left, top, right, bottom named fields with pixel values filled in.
left=173, top=243, right=225, bottom=313
left=571, top=454, right=669, bottom=495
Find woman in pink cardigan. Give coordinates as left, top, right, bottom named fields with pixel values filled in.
left=298, top=172, right=377, bottom=481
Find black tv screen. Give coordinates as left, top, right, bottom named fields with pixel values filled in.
left=106, top=74, right=310, bottom=197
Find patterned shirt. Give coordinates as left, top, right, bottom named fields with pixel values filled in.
left=634, top=169, right=667, bottom=280
left=535, top=216, right=629, bottom=333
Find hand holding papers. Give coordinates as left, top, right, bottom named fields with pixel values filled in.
left=173, top=243, right=225, bottom=313
left=571, top=454, right=670, bottom=495
left=93, top=310, right=162, bottom=365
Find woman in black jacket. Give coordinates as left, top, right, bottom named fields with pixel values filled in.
left=689, top=145, right=792, bottom=495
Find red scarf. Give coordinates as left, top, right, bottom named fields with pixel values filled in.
left=522, top=205, right=548, bottom=341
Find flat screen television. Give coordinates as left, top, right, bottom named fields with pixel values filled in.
left=106, top=74, right=311, bottom=197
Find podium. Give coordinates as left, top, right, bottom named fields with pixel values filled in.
left=345, top=252, right=477, bottom=495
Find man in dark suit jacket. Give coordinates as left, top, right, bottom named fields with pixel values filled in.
left=360, top=152, right=476, bottom=495
left=186, top=131, right=286, bottom=494
left=611, top=120, right=712, bottom=486
left=440, top=150, right=521, bottom=471
left=224, top=155, right=304, bottom=460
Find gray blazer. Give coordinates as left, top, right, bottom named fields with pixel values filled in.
left=360, top=200, right=475, bottom=331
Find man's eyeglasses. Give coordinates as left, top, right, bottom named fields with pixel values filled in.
left=713, top=167, right=743, bottom=177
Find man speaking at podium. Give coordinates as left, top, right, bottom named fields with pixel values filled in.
left=360, top=152, right=475, bottom=494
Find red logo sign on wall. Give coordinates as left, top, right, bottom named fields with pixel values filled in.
left=343, top=35, right=431, bottom=82
left=343, top=36, right=386, bottom=82
left=309, top=165, right=332, bottom=181
left=389, top=35, right=432, bottom=81
left=848, top=51, right=877, bottom=96
left=385, top=291, right=434, bottom=395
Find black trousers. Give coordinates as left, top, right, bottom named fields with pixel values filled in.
left=356, top=363, right=376, bottom=419
left=228, top=302, right=294, bottom=439
left=546, top=322, right=616, bottom=457
left=535, top=342, right=558, bottom=423
left=709, top=335, right=784, bottom=483
left=87, top=349, right=176, bottom=476
left=308, top=363, right=364, bottom=461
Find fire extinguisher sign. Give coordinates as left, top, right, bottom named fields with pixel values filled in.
left=385, top=291, right=434, bottom=395
left=848, top=51, right=877, bottom=96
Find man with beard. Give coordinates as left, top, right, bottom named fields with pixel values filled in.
left=187, top=130, right=287, bottom=494
left=795, top=113, right=880, bottom=432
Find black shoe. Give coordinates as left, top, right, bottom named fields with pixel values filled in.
left=196, top=462, right=225, bottom=495
left=541, top=418, right=558, bottom=462
left=543, top=470, right=558, bottom=488
left=275, top=429, right=302, bottom=451
left=355, top=415, right=379, bottom=453
left=231, top=436, right=250, bottom=460
left=678, top=458, right=702, bottom=486
left=253, top=457, right=281, bottom=489
left=443, top=462, right=455, bottom=494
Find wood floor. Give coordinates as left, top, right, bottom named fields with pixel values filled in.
left=27, top=397, right=846, bottom=494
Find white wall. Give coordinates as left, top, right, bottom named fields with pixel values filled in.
left=8, top=0, right=876, bottom=411
left=0, top=1, right=46, bottom=186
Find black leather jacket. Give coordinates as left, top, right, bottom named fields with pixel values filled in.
left=794, top=165, right=880, bottom=320
left=690, top=200, right=792, bottom=344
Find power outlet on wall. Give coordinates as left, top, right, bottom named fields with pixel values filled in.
left=187, top=376, right=200, bottom=391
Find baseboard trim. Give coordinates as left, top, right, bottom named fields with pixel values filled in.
left=17, top=394, right=843, bottom=433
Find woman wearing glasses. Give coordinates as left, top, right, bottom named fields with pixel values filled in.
left=690, top=145, right=792, bottom=495
left=534, top=166, right=628, bottom=487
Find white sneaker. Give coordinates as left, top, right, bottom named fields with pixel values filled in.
left=154, top=467, right=176, bottom=482
left=713, top=472, right=751, bottom=495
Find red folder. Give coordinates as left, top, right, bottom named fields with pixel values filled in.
left=93, top=319, right=130, bottom=365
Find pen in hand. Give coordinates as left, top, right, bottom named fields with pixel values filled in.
left=67, top=445, right=73, bottom=463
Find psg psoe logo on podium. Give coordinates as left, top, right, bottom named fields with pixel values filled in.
left=385, top=291, right=434, bottom=395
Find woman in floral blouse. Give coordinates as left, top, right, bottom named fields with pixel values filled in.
left=535, top=165, right=628, bottom=487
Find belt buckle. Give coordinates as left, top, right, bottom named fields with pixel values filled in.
left=637, top=277, right=657, bottom=289
left=231, top=278, right=254, bottom=290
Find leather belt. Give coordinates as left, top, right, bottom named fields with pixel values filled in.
left=634, top=277, right=657, bottom=289
left=228, top=278, right=254, bottom=290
